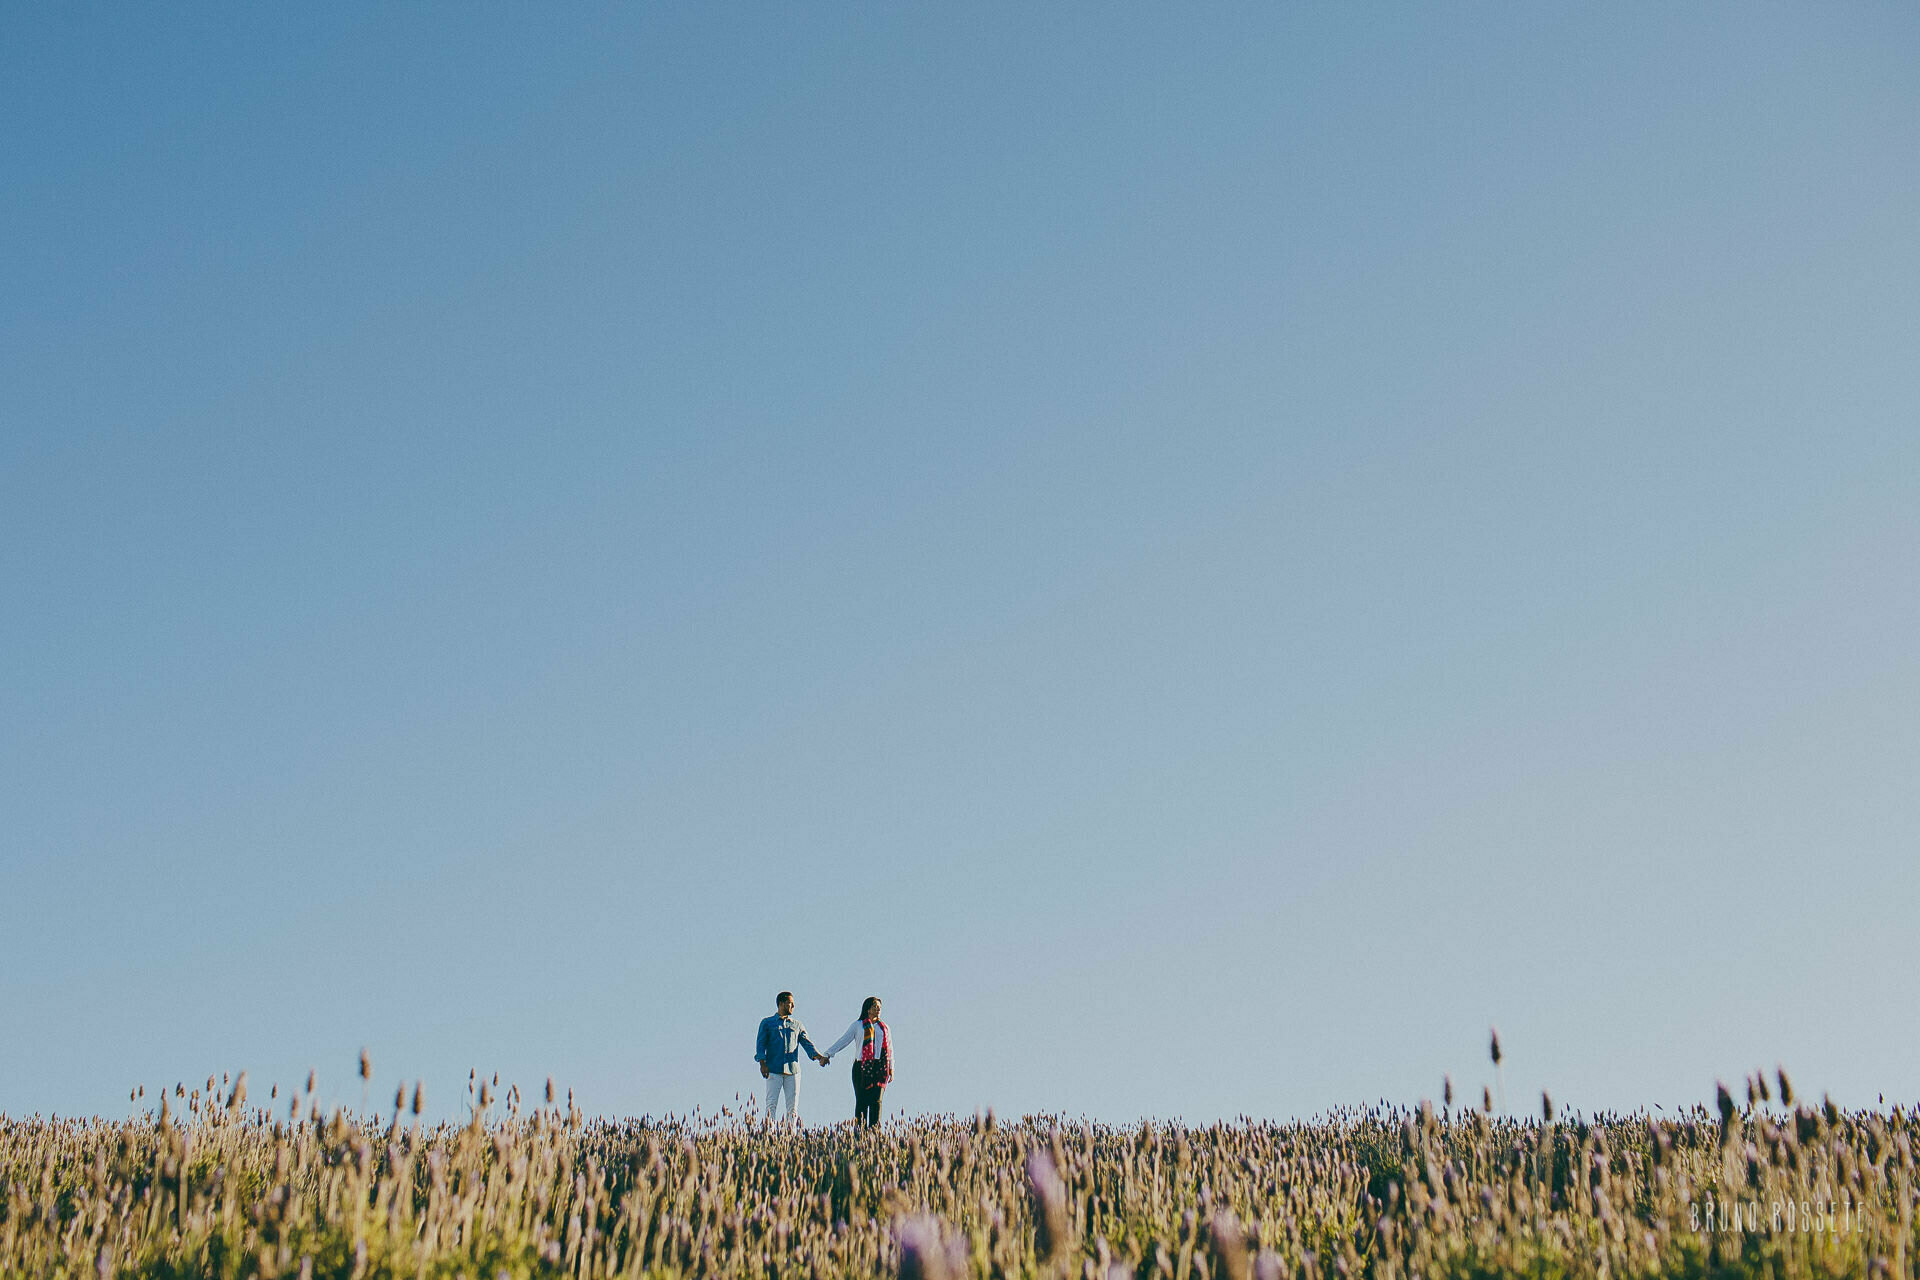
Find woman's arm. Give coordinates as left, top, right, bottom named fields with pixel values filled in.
left=821, top=1021, right=861, bottom=1060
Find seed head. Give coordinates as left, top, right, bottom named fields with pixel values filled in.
left=1490, top=1029, right=1503, bottom=1067
left=1209, top=1212, right=1251, bottom=1280
left=1026, top=1150, right=1069, bottom=1262
left=359, top=1050, right=372, bottom=1082
left=1716, top=1082, right=1739, bottom=1145
left=896, top=1215, right=959, bottom=1280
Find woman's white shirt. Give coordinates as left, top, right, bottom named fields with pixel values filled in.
left=823, top=1020, right=893, bottom=1067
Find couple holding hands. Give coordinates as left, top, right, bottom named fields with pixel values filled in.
left=754, top=991, right=893, bottom=1126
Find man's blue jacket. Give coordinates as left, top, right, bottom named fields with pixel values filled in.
left=755, top=1013, right=820, bottom=1076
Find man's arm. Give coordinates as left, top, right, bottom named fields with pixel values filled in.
left=798, top=1025, right=824, bottom=1064
left=754, top=1019, right=773, bottom=1077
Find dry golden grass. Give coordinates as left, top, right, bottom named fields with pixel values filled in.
left=1, top=1067, right=1913, bottom=1279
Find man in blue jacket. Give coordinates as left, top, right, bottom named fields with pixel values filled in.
left=755, top=990, right=825, bottom=1125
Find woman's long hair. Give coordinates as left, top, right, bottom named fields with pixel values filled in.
left=860, top=996, right=882, bottom=1021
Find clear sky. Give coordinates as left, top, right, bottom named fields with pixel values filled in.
left=3, top=5, right=1917, bottom=1127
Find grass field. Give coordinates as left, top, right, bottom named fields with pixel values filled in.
left=2, top=1070, right=1912, bottom=1279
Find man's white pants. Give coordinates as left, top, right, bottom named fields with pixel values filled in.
left=765, top=1071, right=799, bottom=1123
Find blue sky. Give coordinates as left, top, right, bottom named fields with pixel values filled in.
left=3, top=4, right=1917, bottom=1126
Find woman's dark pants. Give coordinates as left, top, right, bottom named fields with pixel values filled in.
left=854, top=1079, right=883, bottom=1126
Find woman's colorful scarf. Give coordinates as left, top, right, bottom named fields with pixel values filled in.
left=859, top=1018, right=892, bottom=1084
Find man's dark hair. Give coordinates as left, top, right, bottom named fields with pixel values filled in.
left=776, top=991, right=793, bottom=1005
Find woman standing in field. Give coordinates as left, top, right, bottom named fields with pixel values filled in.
left=821, top=996, right=893, bottom=1126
